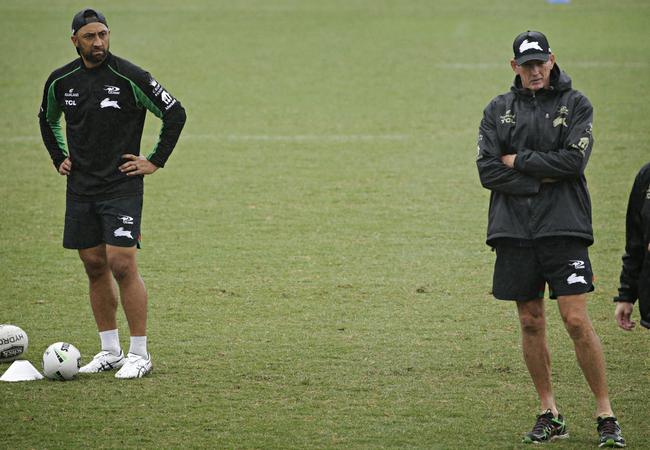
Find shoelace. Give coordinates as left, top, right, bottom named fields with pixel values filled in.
left=532, top=413, right=554, bottom=435
left=598, top=418, right=618, bottom=435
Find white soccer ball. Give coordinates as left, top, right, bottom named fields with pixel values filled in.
left=42, top=342, right=81, bottom=381
left=0, top=324, right=29, bottom=362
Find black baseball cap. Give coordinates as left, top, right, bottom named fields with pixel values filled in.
left=513, top=31, right=551, bottom=65
left=71, top=8, right=108, bottom=35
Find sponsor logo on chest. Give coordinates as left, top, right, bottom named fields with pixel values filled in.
left=500, top=109, right=516, bottom=125
left=64, top=88, right=79, bottom=106
left=100, top=98, right=120, bottom=109
left=63, top=86, right=125, bottom=109
left=104, top=85, right=120, bottom=95
left=553, top=106, right=569, bottom=128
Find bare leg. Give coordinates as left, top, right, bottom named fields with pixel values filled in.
left=557, top=294, right=613, bottom=417
left=106, top=245, right=147, bottom=336
left=517, top=298, right=558, bottom=416
left=79, top=244, right=119, bottom=331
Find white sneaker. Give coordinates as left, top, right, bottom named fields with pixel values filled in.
left=79, top=350, right=126, bottom=373
left=115, top=353, right=153, bottom=379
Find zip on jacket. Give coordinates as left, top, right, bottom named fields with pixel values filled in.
left=476, top=64, right=594, bottom=246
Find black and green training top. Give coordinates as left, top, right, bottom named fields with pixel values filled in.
left=39, top=52, right=186, bottom=200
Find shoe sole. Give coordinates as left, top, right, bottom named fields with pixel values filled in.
left=599, top=439, right=625, bottom=448
left=551, top=433, right=570, bottom=441
left=115, top=364, right=153, bottom=379
left=522, top=433, right=569, bottom=444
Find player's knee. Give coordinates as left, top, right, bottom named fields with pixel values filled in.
left=562, top=314, right=591, bottom=340
left=107, top=254, right=137, bottom=282
left=80, top=254, right=109, bottom=280
left=519, top=314, right=545, bottom=335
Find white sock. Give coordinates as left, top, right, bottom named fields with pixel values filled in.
left=99, top=329, right=121, bottom=355
left=128, top=336, right=148, bottom=357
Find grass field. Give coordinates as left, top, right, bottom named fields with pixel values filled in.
left=1, top=0, right=649, bottom=448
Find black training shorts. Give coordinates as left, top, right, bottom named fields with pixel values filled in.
left=492, top=237, right=594, bottom=301
left=63, top=195, right=142, bottom=249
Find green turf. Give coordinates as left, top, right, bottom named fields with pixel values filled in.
left=1, top=0, right=649, bottom=448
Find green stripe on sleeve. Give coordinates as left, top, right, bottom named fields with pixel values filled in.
left=108, top=65, right=164, bottom=158
left=46, top=67, right=80, bottom=156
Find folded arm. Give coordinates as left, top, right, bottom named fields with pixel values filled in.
left=514, top=95, right=593, bottom=180
left=476, top=102, right=541, bottom=195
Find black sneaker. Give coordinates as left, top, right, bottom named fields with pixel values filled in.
left=522, top=410, right=569, bottom=444
left=597, top=416, right=626, bottom=448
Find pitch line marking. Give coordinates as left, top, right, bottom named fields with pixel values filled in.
left=9, top=134, right=411, bottom=143
left=435, top=61, right=648, bottom=69
left=184, top=134, right=411, bottom=142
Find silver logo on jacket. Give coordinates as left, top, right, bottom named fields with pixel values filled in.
left=553, top=106, right=569, bottom=128
left=104, top=85, right=120, bottom=95
left=500, top=110, right=516, bottom=125
left=100, top=98, right=120, bottom=109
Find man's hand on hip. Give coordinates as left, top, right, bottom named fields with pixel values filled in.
left=120, top=154, right=158, bottom=176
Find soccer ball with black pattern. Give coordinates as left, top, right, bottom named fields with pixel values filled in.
left=42, top=342, right=81, bottom=381
left=0, top=324, right=29, bottom=362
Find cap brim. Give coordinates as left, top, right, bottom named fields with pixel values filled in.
left=515, top=53, right=549, bottom=65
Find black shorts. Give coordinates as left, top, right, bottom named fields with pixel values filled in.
left=63, top=195, right=142, bottom=249
left=492, top=237, right=594, bottom=301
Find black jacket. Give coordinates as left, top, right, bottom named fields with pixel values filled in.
left=476, top=65, right=594, bottom=246
left=39, top=53, right=186, bottom=200
left=614, top=162, right=650, bottom=329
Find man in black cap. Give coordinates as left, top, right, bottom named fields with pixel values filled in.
left=476, top=31, right=625, bottom=447
left=613, top=162, right=650, bottom=331
left=39, top=8, right=186, bottom=379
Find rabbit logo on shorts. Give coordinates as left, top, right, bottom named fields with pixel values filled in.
left=113, top=227, right=133, bottom=239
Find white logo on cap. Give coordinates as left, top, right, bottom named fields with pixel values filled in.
left=519, top=39, right=543, bottom=53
